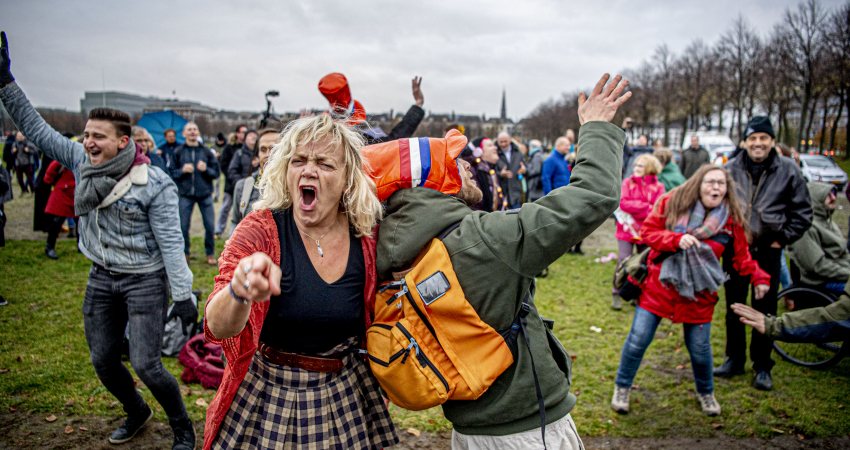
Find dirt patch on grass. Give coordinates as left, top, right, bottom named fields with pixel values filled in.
left=2, top=411, right=849, bottom=449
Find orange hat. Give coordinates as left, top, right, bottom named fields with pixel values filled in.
left=361, top=130, right=468, bottom=202
left=318, top=72, right=366, bottom=125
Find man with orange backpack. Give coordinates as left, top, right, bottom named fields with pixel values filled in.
left=364, top=74, right=631, bottom=449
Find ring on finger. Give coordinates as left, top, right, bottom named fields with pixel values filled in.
left=243, top=280, right=250, bottom=291
left=243, top=263, right=252, bottom=275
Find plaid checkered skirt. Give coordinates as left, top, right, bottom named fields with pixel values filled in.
left=213, top=338, right=399, bottom=449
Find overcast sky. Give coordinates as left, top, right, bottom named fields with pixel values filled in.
left=2, top=0, right=844, bottom=119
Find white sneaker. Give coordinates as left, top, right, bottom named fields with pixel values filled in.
left=697, top=392, right=721, bottom=416
left=611, top=386, right=630, bottom=414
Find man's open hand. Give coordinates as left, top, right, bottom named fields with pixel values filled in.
left=578, top=74, right=631, bottom=125
left=731, top=303, right=767, bottom=334
left=0, top=32, right=15, bottom=88
left=412, top=76, right=424, bottom=107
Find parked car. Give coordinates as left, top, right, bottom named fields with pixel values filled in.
left=799, top=154, right=848, bottom=191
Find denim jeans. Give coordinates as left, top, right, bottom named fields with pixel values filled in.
left=82, top=264, right=188, bottom=421
left=215, top=192, right=233, bottom=235
left=178, top=194, right=215, bottom=256
left=615, top=306, right=714, bottom=394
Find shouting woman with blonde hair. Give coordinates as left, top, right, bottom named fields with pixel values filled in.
left=202, top=114, right=397, bottom=449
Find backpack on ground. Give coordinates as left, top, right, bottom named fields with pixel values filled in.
left=613, top=247, right=652, bottom=301
left=366, top=225, right=515, bottom=411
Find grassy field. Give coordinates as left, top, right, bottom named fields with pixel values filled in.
left=1, top=231, right=848, bottom=440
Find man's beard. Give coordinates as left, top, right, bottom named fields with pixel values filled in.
left=457, top=177, right=483, bottom=207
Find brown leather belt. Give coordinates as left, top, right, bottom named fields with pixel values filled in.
left=258, top=342, right=346, bottom=373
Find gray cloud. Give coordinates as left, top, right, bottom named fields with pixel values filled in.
left=2, top=0, right=842, bottom=118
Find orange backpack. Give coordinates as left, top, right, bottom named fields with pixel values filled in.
left=366, top=228, right=514, bottom=411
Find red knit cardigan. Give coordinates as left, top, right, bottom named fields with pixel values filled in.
left=202, top=209, right=377, bottom=450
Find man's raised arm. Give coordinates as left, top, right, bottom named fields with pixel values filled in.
left=0, top=32, right=85, bottom=171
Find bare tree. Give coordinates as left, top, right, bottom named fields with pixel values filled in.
left=781, top=0, right=828, bottom=150
left=717, top=15, right=762, bottom=141
left=826, top=1, right=850, bottom=157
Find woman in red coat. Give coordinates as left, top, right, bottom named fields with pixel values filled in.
left=611, top=165, right=770, bottom=417
left=43, top=159, right=76, bottom=259
left=612, top=153, right=666, bottom=309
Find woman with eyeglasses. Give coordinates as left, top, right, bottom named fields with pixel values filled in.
left=611, top=164, right=769, bottom=417
left=132, top=126, right=167, bottom=171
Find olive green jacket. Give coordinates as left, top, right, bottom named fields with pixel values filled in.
left=376, top=121, right=624, bottom=436
left=766, top=290, right=850, bottom=342
left=789, top=182, right=850, bottom=285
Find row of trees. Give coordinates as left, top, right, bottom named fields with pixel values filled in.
left=522, top=0, right=850, bottom=156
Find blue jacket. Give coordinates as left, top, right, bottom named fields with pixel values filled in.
left=0, top=82, right=193, bottom=301
left=542, top=151, right=570, bottom=195
left=170, top=143, right=220, bottom=198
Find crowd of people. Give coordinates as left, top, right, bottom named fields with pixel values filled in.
left=2, top=29, right=850, bottom=450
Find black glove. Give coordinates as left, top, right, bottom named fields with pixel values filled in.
left=167, top=298, right=198, bottom=336
left=0, top=32, right=14, bottom=88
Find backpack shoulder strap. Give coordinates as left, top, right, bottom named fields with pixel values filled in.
left=436, top=221, right=462, bottom=241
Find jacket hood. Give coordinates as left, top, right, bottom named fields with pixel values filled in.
left=808, top=181, right=834, bottom=219
left=376, top=187, right=472, bottom=279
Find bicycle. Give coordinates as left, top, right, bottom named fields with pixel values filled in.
left=772, top=285, right=850, bottom=369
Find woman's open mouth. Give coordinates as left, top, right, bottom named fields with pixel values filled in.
left=300, top=185, right=318, bottom=210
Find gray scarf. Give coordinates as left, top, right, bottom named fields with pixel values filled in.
left=75, top=140, right=136, bottom=215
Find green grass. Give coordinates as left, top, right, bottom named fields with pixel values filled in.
left=1, top=238, right=849, bottom=438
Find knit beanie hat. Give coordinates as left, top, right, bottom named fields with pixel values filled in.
left=744, top=116, right=775, bottom=139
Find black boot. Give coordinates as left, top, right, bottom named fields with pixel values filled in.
left=108, top=403, right=153, bottom=444
left=45, top=248, right=59, bottom=260
left=170, top=416, right=196, bottom=450
left=713, top=357, right=745, bottom=378
left=753, top=370, right=773, bottom=391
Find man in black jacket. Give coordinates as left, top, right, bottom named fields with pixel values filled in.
left=495, top=131, right=526, bottom=208
left=715, top=116, right=812, bottom=390
left=680, top=135, right=710, bottom=179
left=170, top=122, right=220, bottom=265
left=214, top=124, right=246, bottom=238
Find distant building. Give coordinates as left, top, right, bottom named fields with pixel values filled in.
left=80, top=91, right=162, bottom=116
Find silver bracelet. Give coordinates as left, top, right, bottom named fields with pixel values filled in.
left=228, top=280, right=251, bottom=305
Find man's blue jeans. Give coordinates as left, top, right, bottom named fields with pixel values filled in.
left=178, top=194, right=215, bottom=256
left=83, top=265, right=188, bottom=421
left=615, top=306, right=715, bottom=394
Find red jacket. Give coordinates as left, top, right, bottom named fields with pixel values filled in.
left=43, top=160, right=76, bottom=218
left=202, top=209, right=377, bottom=450
left=638, top=196, right=770, bottom=324
left=615, top=174, right=665, bottom=243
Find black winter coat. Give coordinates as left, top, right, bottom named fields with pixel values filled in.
left=726, top=149, right=812, bottom=247
left=170, top=144, right=221, bottom=198
left=219, top=143, right=242, bottom=194
left=361, top=105, right=425, bottom=145
left=227, top=146, right=254, bottom=185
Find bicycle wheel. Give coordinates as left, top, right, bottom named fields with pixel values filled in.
left=772, top=287, right=848, bottom=369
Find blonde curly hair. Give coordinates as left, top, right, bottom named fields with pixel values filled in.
left=253, top=114, right=382, bottom=237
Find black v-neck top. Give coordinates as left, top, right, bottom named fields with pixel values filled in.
left=259, top=209, right=365, bottom=353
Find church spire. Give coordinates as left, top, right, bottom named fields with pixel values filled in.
left=500, top=86, right=507, bottom=122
